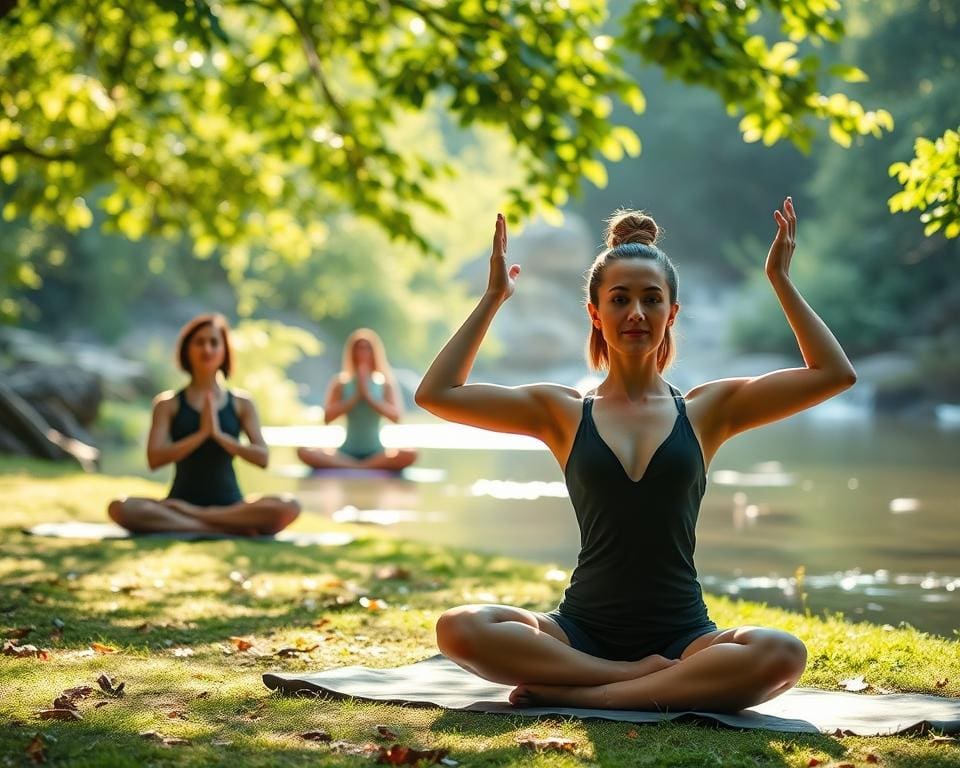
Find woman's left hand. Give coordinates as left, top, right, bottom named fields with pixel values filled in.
left=765, top=197, right=796, bottom=280
left=206, top=392, right=223, bottom=439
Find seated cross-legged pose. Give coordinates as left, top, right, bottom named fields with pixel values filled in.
left=108, top=313, right=300, bottom=535
left=297, top=328, right=417, bottom=472
left=415, top=199, right=856, bottom=713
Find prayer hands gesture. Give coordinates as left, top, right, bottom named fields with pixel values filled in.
left=486, top=213, right=521, bottom=301
left=766, top=197, right=797, bottom=281
left=201, top=392, right=222, bottom=440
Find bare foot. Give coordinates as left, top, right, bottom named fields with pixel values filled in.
left=510, top=655, right=679, bottom=708
left=510, top=682, right=605, bottom=708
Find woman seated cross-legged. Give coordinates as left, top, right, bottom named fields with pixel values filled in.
left=415, top=200, right=856, bottom=713
left=297, top=328, right=418, bottom=472
left=108, top=313, right=300, bottom=536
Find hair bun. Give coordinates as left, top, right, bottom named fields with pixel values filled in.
left=604, top=209, right=659, bottom=248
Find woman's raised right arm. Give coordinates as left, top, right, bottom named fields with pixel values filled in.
left=146, top=393, right=209, bottom=470
left=415, top=214, right=573, bottom=439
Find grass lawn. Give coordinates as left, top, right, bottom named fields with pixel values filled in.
left=1, top=458, right=958, bottom=767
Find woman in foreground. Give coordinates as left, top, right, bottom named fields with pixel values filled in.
left=108, top=313, right=300, bottom=535
left=415, top=199, right=855, bottom=712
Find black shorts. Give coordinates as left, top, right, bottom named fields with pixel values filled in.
left=544, top=609, right=717, bottom=661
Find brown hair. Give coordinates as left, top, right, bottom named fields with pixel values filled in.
left=176, top=313, right=233, bottom=378
left=586, top=209, right=678, bottom=372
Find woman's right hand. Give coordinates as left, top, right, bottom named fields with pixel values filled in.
left=199, top=393, right=215, bottom=437
left=486, top=213, right=521, bottom=301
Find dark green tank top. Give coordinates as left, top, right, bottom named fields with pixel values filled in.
left=558, top=385, right=710, bottom=654
left=167, top=389, right=244, bottom=506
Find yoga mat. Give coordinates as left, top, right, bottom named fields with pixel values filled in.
left=263, top=654, right=960, bottom=736
left=25, top=521, right=355, bottom=546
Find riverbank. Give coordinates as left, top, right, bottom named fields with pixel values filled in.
left=1, top=460, right=958, bottom=767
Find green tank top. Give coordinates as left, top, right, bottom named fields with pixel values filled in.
left=339, top=377, right=385, bottom=458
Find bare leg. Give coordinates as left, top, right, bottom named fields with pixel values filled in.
left=436, top=604, right=677, bottom=687
left=510, top=626, right=807, bottom=712
left=108, top=497, right=224, bottom=534
left=297, top=447, right=364, bottom=470
left=358, top=448, right=418, bottom=471
left=176, top=495, right=301, bottom=535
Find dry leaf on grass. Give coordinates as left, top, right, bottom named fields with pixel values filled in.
left=300, top=731, right=332, bottom=742
left=375, top=725, right=399, bottom=740
left=359, top=597, right=388, bottom=611
left=935, top=678, right=949, bottom=688
left=866, top=755, right=879, bottom=764
left=6, top=626, right=33, bottom=639
left=374, top=565, right=411, bottom=581
left=35, top=709, right=82, bottom=721
left=517, top=736, right=577, bottom=753
left=90, top=642, right=117, bottom=655
left=838, top=676, right=870, bottom=692
left=806, top=759, right=824, bottom=767
left=139, top=731, right=190, bottom=746
left=97, top=673, right=125, bottom=697
left=229, top=636, right=255, bottom=652
left=329, top=741, right=381, bottom=757
left=376, top=745, right=450, bottom=765
left=3, top=641, right=51, bottom=660
left=25, top=733, right=46, bottom=765
left=60, top=685, right=94, bottom=700
left=195, top=691, right=210, bottom=699
left=52, top=696, right=79, bottom=712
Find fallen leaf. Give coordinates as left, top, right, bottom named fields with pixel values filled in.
left=166, top=710, right=188, bottom=720
left=2, top=641, right=51, bottom=660
left=6, top=626, right=33, bottom=639
left=375, top=725, right=399, bottom=740
left=312, top=618, right=331, bottom=630
left=838, top=676, right=870, bottom=692
left=136, top=623, right=153, bottom=633
left=52, top=696, right=79, bottom=712
left=94, top=702, right=109, bottom=709
left=275, top=646, right=315, bottom=658
left=359, top=597, right=388, bottom=611
left=25, top=733, right=46, bottom=765
left=195, top=691, right=210, bottom=699
left=97, top=673, right=125, bottom=697
left=806, top=760, right=824, bottom=767
left=229, top=636, right=255, bottom=652
left=90, top=642, right=117, bottom=655
left=936, top=678, right=949, bottom=688
left=866, top=754, right=879, bottom=764
left=377, top=745, right=450, bottom=765
left=374, top=565, right=411, bottom=581
left=300, top=730, right=332, bottom=741
left=35, top=709, right=82, bottom=721
left=517, top=737, right=577, bottom=753
left=329, top=741, right=381, bottom=757
left=60, top=685, right=94, bottom=700
left=626, top=729, right=638, bottom=739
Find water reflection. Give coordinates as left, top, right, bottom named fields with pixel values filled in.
left=108, top=415, right=960, bottom=638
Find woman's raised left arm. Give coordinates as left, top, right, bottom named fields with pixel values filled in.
left=691, top=197, right=856, bottom=443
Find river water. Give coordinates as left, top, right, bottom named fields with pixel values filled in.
left=239, top=413, right=960, bottom=639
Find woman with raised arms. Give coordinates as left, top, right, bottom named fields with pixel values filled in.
left=414, top=199, right=856, bottom=712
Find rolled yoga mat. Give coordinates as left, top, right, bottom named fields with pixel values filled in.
left=263, top=654, right=960, bottom=736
